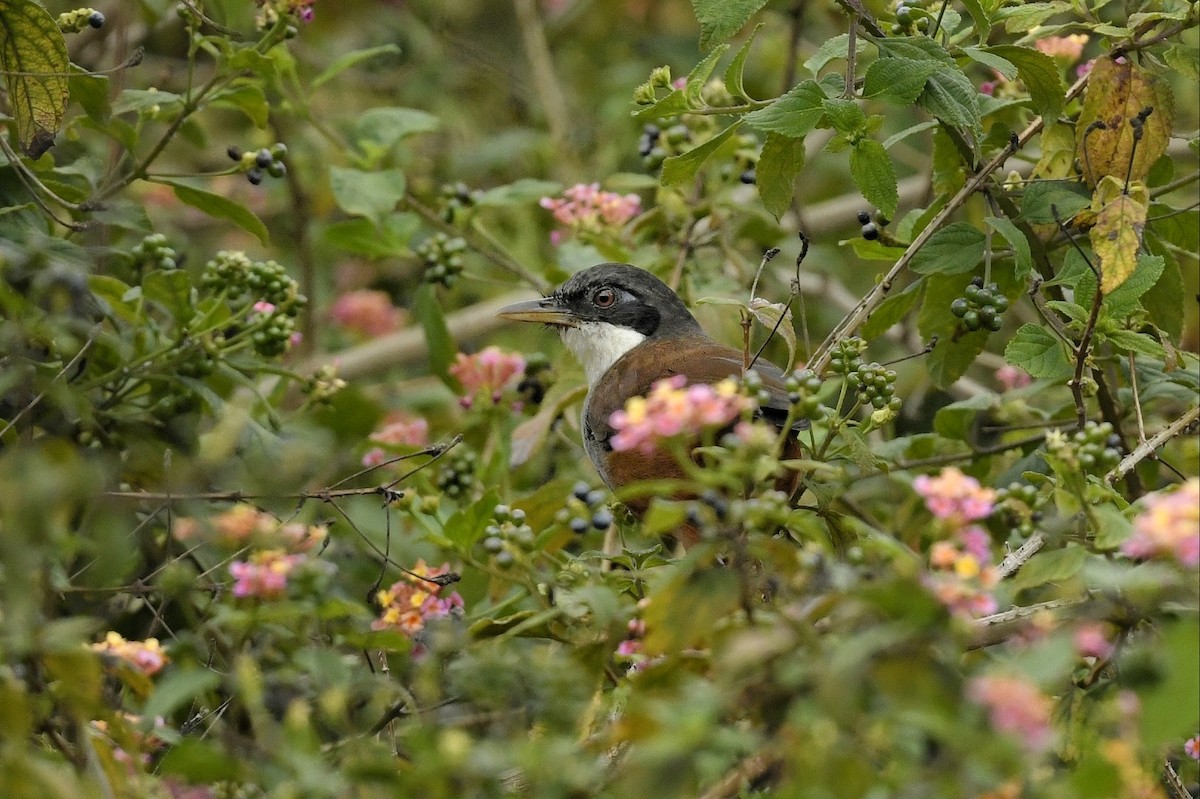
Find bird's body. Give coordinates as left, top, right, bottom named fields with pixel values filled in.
left=499, top=263, right=801, bottom=540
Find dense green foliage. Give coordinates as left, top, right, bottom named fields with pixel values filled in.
left=0, top=0, right=1198, bottom=797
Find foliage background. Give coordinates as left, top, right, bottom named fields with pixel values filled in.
left=0, top=0, right=1198, bottom=797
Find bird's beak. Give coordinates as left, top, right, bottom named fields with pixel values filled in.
left=495, top=296, right=579, bottom=328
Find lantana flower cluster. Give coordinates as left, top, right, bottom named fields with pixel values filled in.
left=90, top=632, right=169, bottom=677
left=968, top=675, right=1055, bottom=754
left=539, top=183, right=641, bottom=245
left=362, top=411, right=431, bottom=467
left=373, top=560, right=465, bottom=637
left=914, top=468, right=999, bottom=618
left=229, top=550, right=307, bottom=599
left=609, top=375, right=754, bottom=454
left=449, top=346, right=526, bottom=408
left=1120, top=477, right=1199, bottom=567
left=255, top=0, right=316, bottom=26
left=173, top=504, right=328, bottom=553
left=329, top=289, right=405, bottom=338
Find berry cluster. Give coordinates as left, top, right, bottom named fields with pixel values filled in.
left=57, top=8, right=104, bottom=32
left=1047, top=421, right=1123, bottom=475
left=890, top=0, right=932, bottom=35
left=995, top=482, right=1043, bottom=538
left=200, top=251, right=306, bottom=357
left=847, top=362, right=902, bottom=412
left=786, top=369, right=825, bottom=420
left=415, top=233, right=467, bottom=287
left=482, top=505, right=534, bottom=567
left=720, top=132, right=761, bottom=185
left=439, top=182, right=480, bottom=223
left=557, top=482, right=614, bottom=535
left=515, top=353, right=553, bottom=407
left=857, top=210, right=890, bottom=241
left=828, top=337, right=869, bottom=376
left=227, top=144, right=288, bottom=185
left=435, top=450, right=478, bottom=500
left=639, top=123, right=691, bottom=172
left=130, top=233, right=178, bottom=272
left=951, top=277, right=1008, bottom=332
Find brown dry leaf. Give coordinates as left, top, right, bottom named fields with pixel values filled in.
left=1075, top=57, right=1173, bottom=188
left=1088, top=177, right=1149, bottom=294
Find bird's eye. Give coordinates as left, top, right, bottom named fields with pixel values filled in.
left=592, top=287, right=616, bottom=308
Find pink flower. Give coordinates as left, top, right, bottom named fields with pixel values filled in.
left=913, top=468, right=996, bottom=524
left=616, top=639, right=642, bottom=657
left=924, top=528, right=998, bottom=619
left=1073, top=622, right=1115, bottom=660
left=610, top=375, right=753, bottom=454
left=979, top=81, right=996, bottom=96
left=1185, top=736, right=1200, bottom=760
left=968, top=675, right=1055, bottom=754
left=1035, top=34, right=1088, bottom=63
left=370, top=412, right=430, bottom=448
left=996, top=364, right=1032, bottom=391
left=449, top=346, right=526, bottom=407
left=229, top=550, right=305, bottom=599
left=373, top=560, right=465, bottom=637
left=361, top=447, right=387, bottom=468
left=540, top=183, right=641, bottom=245
left=1120, top=478, right=1199, bottom=567
left=329, top=290, right=404, bottom=338
left=91, top=632, right=169, bottom=677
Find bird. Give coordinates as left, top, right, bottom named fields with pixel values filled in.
left=497, top=263, right=804, bottom=544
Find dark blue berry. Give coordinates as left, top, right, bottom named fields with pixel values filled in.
left=246, top=169, right=264, bottom=185
left=255, top=149, right=273, bottom=169
left=88, top=11, right=105, bottom=28
left=227, top=145, right=243, bottom=161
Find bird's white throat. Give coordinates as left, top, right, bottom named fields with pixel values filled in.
left=559, top=322, right=646, bottom=387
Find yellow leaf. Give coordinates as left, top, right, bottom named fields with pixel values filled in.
left=0, top=0, right=71, bottom=157
left=1075, top=57, right=1173, bottom=188
left=1088, top=185, right=1148, bottom=294
left=1032, top=123, right=1076, bottom=180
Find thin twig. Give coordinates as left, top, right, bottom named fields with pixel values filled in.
left=1163, top=759, right=1191, bottom=799
left=996, top=533, right=1045, bottom=580
left=1105, top=406, right=1200, bottom=485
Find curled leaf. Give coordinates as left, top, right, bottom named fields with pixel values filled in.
left=1075, top=58, right=1173, bottom=188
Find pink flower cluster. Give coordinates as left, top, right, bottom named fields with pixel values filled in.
left=1073, top=622, right=1116, bottom=660
left=995, top=364, right=1032, bottom=391
left=1035, top=34, right=1088, bottom=62
left=373, top=560, right=465, bottom=637
left=173, top=504, right=327, bottom=553
left=362, top=411, right=430, bottom=467
left=1120, top=478, right=1199, bottom=567
left=609, top=375, right=753, bottom=454
left=539, top=183, right=641, bottom=245
left=229, top=549, right=306, bottom=599
left=91, top=632, right=169, bottom=677
left=329, top=289, right=405, bottom=338
left=449, top=346, right=526, bottom=408
left=1185, top=735, right=1200, bottom=761
left=968, top=675, right=1055, bottom=754
left=914, top=468, right=996, bottom=523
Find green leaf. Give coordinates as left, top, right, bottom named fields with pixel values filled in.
left=743, top=80, right=828, bottom=138
left=1102, top=329, right=1166, bottom=358
left=861, top=280, right=921, bottom=341
left=862, top=58, right=942, bottom=105
left=984, top=45, right=1065, bottom=118
left=632, top=88, right=688, bottom=121
left=354, top=107, right=440, bottom=153
left=849, top=138, right=898, bottom=219
left=320, top=213, right=418, bottom=258
left=0, top=0, right=70, bottom=156
left=820, top=98, right=866, bottom=135
left=476, top=178, right=562, bottom=207
left=919, top=68, right=982, bottom=134
left=1086, top=254, right=1165, bottom=317
left=661, top=123, right=741, bottom=186
left=112, top=88, right=184, bottom=116
left=874, top=35, right=955, bottom=65
left=328, top=166, right=406, bottom=226
left=312, top=43, right=402, bottom=87
left=413, top=283, right=455, bottom=384
left=1020, top=180, right=1090, bottom=224
left=723, top=23, right=763, bottom=100
left=985, top=216, right=1033, bottom=279
left=748, top=297, right=796, bottom=369
left=158, top=738, right=243, bottom=783
left=143, top=270, right=195, bottom=325
left=757, top=132, right=804, bottom=219
left=68, top=68, right=109, bottom=123
left=209, top=80, right=269, bottom=128
left=804, top=33, right=866, bottom=76
left=685, top=43, right=729, bottom=107
left=690, top=0, right=768, bottom=51
left=142, top=667, right=222, bottom=721
left=910, top=222, right=985, bottom=275
left=962, top=47, right=1018, bottom=80
left=1139, top=620, right=1200, bottom=751
left=169, top=182, right=269, bottom=245
left=1090, top=504, right=1132, bottom=550
left=1004, top=323, right=1073, bottom=380
left=882, top=120, right=938, bottom=150
left=934, top=394, right=996, bottom=441
left=1011, top=543, right=1087, bottom=592
left=1138, top=253, right=1183, bottom=340
left=958, top=0, right=992, bottom=43
left=995, top=2, right=1070, bottom=32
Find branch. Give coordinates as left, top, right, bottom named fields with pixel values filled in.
left=995, top=533, right=1045, bottom=580
left=970, top=596, right=1089, bottom=648
left=1105, top=405, right=1200, bottom=485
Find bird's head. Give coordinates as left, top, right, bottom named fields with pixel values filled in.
left=497, top=263, right=704, bottom=386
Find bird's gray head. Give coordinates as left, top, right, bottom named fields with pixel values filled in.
left=496, top=263, right=704, bottom=386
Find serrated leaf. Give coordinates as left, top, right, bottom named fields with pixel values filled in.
left=863, top=57, right=942, bottom=105
left=910, top=222, right=985, bottom=275
left=632, top=88, right=688, bottom=121
left=724, top=23, right=763, bottom=101
left=1089, top=187, right=1148, bottom=294
left=143, top=270, right=195, bottom=325
left=985, top=216, right=1033, bottom=279
left=962, top=47, right=1017, bottom=79
left=328, top=166, right=406, bottom=226
left=757, top=132, right=804, bottom=219
left=1011, top=543, right=1087, bottom=592
left=1076, top=58, right=1173, bottom=188
left=0, top=0, right=70, bottom=156
left=874, top=35, right=955, bottom=65
left=743, top=80, right=827, bottom=138
left=934, top=394, right=996, bottom=440
left=995, top=2, right=1070, bottom=32
left=685, top=43, right=729, bottom=106
left=1138, top=252, right=1183, bottom=340
left=748, top=297, right=796, bottom=369
left=414, top=284, right=454, bottom=385
left=849, top=138, right=898, bottom=219
left=354, top=107, right=440, bottom=152
left=169, top=182, right=269, bottom=244
left=691, top=0, right=768, bottom=51
left=1004, top=323, right=1072, bottom=380
left=919, top=68, right=982, bottom=135
left=983, top=45, right=1065, bottom=118
left=209, top=81, right=269, bottom=128
left=661, top=123, right=741, bottom=186
left=1020, top=180, right=1090, bottom=224
left=1078, top=253, right=1164, bottom=317
left=1102, top=328, right=1166, bottom=358
left=804, top=33, right=865, bottom=76
left=312, top=43, right=401, bottom=87
left=882, top=120, right=938, bottom=150
left=958, top=0, right=992, bottom=43
left=861, top=280, right=921, bottom=341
